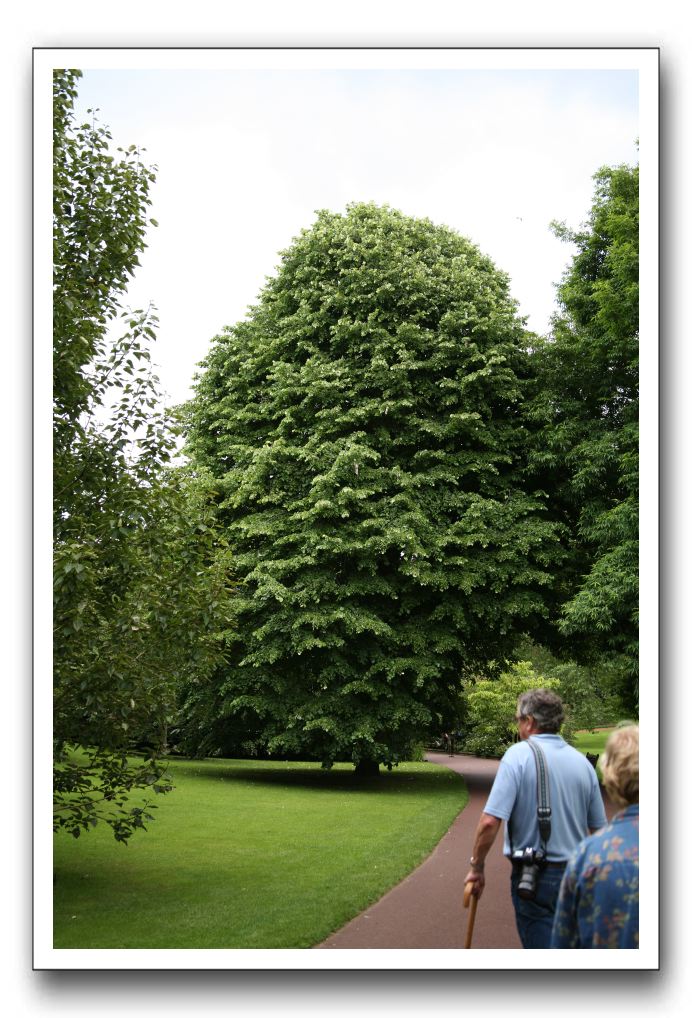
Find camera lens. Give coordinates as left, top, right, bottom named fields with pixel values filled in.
left=517, top=864, right=538, bottom=900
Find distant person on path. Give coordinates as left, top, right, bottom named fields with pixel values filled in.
left=551, top=724, right=639, bottom=949
left=463, top=688, right=607, bottom=949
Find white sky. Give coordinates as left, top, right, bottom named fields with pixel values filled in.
left=70, top=60, right=640, bottom=409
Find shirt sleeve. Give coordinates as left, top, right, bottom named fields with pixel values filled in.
left=483, top=748, right=522, bottom=821
left=586, top=773, right=608, bottom=831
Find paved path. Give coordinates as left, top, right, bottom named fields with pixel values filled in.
left=317, top=751, right=612, bottom=950
left=317, top=752, right=520, bottom=949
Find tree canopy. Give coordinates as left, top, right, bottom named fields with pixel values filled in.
left=53, top=70, right=233, bottom=840
left=527, top=162, right=639, bottom=709
left=182, top=202, right=561, bottom=771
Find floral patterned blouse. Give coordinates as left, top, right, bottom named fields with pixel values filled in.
left=551, top=804, right=639, bottom=949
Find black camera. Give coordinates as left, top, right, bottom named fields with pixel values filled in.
left=511, top=847, right=546, bottom=901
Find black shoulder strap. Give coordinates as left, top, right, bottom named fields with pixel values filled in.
left=507, top=738, right=553, bottom=853
left=527, top=737, right=552, bottom=847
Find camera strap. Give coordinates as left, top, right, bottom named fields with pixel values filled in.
left=508, top=737, right=552, bottom=855
left=527, top=737, right=552, bottom=848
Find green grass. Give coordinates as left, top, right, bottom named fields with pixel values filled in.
left=572, top=728, right=614, bottom=756
left=53, top=757, right=467, bottom=949
left=571, top=728, right=616, bottom=781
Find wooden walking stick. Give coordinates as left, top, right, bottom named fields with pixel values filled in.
left=463, top=880, right=479, bottom=948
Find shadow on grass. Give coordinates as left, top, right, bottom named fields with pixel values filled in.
left=163, top=759, right=461, bottom=796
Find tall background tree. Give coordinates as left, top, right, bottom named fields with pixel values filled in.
left=53, top=69, right=233, bottom=840
left=182, top=203, right=561, bottom=773
left=527, top=161, right=639, bottom=711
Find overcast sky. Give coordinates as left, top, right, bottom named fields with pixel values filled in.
left=72, top=61, right=639, bottom=410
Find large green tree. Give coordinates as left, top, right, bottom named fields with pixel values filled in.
left=53, top=70, right=233, bottom=840
left=528, top=162, right=639, bottom=709
left=183, top=203, right=561, bottom=773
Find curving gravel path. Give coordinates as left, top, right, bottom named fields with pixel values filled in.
left=316, top=751, right=611, bottom=950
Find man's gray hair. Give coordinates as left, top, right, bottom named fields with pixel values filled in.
left=517, top=688, right=564, bottom=733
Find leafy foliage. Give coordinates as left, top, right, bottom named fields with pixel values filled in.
left=462, top=662, right=561, bottom=758
left=54, top=464, right=234, bottom=838
left=513, top=639, right=627, bottom=734
left=53, top=69, right=158, bottom=467
left=528, top=162, right=639, bottom=708
left=53, top=70, right=233, bottom=840
left=182, top=203, right=562, bottom=770
left=53, top=747, right=168, bottom=843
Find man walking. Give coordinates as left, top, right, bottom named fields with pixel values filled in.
left=463, top=688, right=606, bottom=948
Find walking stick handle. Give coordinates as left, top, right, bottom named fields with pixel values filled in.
left=463, top=880, right=474, bottom=908
left=463, top=880, right=478, bottom=949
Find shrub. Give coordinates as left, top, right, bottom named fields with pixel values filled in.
left=463, top=662, right=561, bottom=758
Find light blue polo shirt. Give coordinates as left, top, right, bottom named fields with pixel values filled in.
left=484, top=735, right=607, bottom=862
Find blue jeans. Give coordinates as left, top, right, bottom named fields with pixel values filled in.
left=510, top=863, right=566, bottom=949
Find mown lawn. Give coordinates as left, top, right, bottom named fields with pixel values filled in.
left=572, top=727, right=617, bottom=781
left=572, top=728, right=615, bottom=756
left=53, top=757, right=467, bottom=949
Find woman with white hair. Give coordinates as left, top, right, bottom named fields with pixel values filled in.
left=551, top=724, right=639, bottom=949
